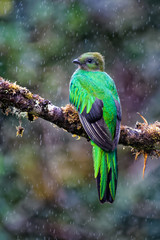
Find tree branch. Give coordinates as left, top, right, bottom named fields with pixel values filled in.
left=0, top=77, right=160, bottom=157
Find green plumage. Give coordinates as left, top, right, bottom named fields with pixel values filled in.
left=69, top=52, right=121, bottom=203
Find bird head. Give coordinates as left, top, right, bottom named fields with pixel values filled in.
left=73, top=52, right=105, bottom=72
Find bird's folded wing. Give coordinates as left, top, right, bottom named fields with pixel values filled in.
left=79, top=98, right=114, bottom=152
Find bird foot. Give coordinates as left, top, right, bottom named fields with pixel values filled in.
left=72, top=134, right=81, bottom=140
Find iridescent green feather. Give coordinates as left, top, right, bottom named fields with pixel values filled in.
left=108, top=151, right=117, bottom=200
left=79, top=97, right=86, bottom=114
left=91, top=143, right=117, bottom=201
left=108, top=153, right=114, bottom=199
left=91, top=141, right=101, bottom=178
left=112, top=150, right=118, bottom=179
left=73, top=88, right=78, bottom=103
left=100, top=152, right=107, bottom=199
left=86, top=99, right=92, bottom=113
left=70, top=77, right=95, bottom=114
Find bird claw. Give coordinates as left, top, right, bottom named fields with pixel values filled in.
left=72, top=134, right=81, bottom=140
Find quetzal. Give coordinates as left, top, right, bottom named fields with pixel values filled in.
left=69, top=52, right=121, bottom=203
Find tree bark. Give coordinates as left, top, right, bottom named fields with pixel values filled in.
left=0, top=77, right=160, bottom=156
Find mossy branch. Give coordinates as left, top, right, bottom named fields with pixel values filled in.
left=0, top=77, right=160, bottom=157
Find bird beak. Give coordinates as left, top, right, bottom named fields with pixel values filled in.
left=72, top=58, right=81, bottom=65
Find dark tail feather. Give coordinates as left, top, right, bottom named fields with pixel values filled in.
left=96, top=166, right=118, bottom=204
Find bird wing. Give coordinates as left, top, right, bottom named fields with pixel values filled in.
left=69, top=75, right=114, bottom=151
left=69, top=74, right=96, bottom=114
left=79, top=99, right=114, bottom=151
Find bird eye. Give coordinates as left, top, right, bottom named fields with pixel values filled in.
left=87, top=59, right=93, bottom=63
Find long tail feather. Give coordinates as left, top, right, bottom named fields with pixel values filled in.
left=92, top=142, right=118, bottom=203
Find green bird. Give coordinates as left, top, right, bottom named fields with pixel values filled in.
left=69, top=52, right=121, bottom=203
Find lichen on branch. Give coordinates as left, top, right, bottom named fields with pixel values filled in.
left=0, top=76, right=160, bottom=158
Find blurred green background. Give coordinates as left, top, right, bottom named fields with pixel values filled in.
left=0, top=0, right=160, bottom=239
